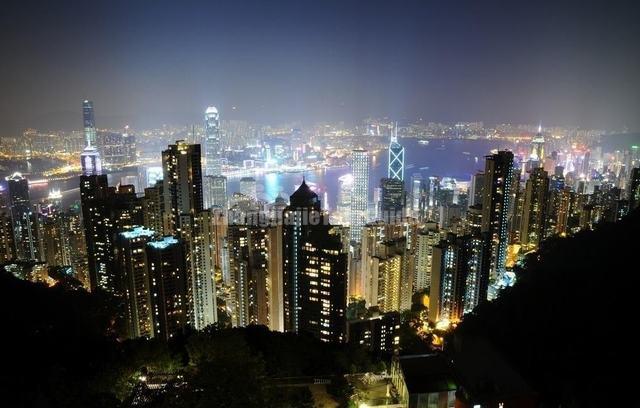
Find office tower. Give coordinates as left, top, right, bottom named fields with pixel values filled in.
left=410, top=173, right=424, bottom=217
left=143, top=181, right=164, bottom=234
left=336, top=174, right=353, bottom=225
left=161, top=141, right=216, bottom=329
left=146, top=236, right=188, bottom=340
left=414, top=223, right=440, bottom=291
left=144, top=166, right=163, bottom=189
left=115, top=227, right=156, bottom=339
left=388, top=123, right=405, bottom=181
left=204, top=175, right=228, bottom=210
left=429, top=233, right=487, bottom=323
left=350, top=149, right=369, bottom=243
left=282, top=180, right=348, bottom=342
left=530, top=125, right=545, bottom=166
left=380, top=178, right=405, bottom=223
left=6, top=173, right=39, bottom=260
left=481, top=151, right=514, bottom=279
left=123, top=127, right=136, bottom=164
left=469, top=172, right=485, bottom=207
left=228, top=224, right=270, bottom=327
left=38, top=197, right=71, bottom=267
left=628, top=168, right=640, bottom=211
left=372, top=187, right=382, bottom=221
left=204, top=106, right=222, bottom=176
left=346, top=311, right=400, bottom=354
left=82, top=100, right=96, bottom=147
left=239, top=177, right=257, bottom=201
left=520, top=168, right=550, bottom=249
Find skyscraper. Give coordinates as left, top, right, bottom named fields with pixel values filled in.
left=350, top=149, right=369, bottom=243
left=628, top=167, right=640, bottom=211
left=380, top=178, right=405, bottom=223
left=239, top=177, right=257, bottom=201
left=115, top=226, right=157, bottom=339
left=282, top=180, right=348, bottom=342
left=481, top=151, right=514, bottom=280
left=82, top=100, right=96, bottom=147
left=6, top=173, right=38, bottom=260
left=161, top=141, right=217, bottom=330
left=429, top=233, right=487, bottom=323
left=530, top=124, right=545, bottom=166
left=388, top=123, right=405, bottom=181
left=204, top=106, right=222, bottom=176
left=146, top=236, right=188, bottom=340
left=520, top=167, right=550, bottom=250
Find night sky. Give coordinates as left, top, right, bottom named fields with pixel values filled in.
left=1, top=0, right=639, bottom=134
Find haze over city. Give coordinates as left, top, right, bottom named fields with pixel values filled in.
left=1, top=0, right=640, bottom=134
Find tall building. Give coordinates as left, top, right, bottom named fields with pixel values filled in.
left=410, top=173, right=426, bottom=218
left=429, top=233, right=487, bottom=323
left=350, top=149, right=369, bottom=243
left=146, top=236, right=188, bottom=340
left=115, top=226, right=157, bottom=339
left=388, top=123, right=405, bottom=181
left=282, top=180, right=348, bottom=342
left=239, top=177, right=257, bottom=201
left=142, top=181, right=164, bottom=234
left=161, top=141, right=217, bottom=329
left=38, top=196, right=72, bottom=267
left=530, top=125, right=545, bottom=165
left=520, top=167, right=550, bottom=250
left=228, top=224, right=270, bottom=327
left=80, top=174, right=115, bottom=291
left=380, top=178, right=405, bottom=223
left=414, top=223, right=440, bottom=291
left=481, top=151, right=514, bottom=279
left=204, top=106, right=222, bottom=176
left=204, top=175, right=228, bottom=210
left=6, top=173, right=38, bottom=260
left=628, top=167, right=640, bottom=211
left=82, top=100, right=96, bottom=147
left=347, top=311, right=400, bottom=354
left=469, top=172, right=485, bottom=208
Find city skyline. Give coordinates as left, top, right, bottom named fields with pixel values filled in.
left=1, top=2, right=639, bottom=407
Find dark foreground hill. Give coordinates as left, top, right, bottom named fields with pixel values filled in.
left=452, top=209, right=640, bottom=407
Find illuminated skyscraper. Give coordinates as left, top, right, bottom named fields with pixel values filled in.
left=429, top=233, right=487, bottom=323
left=414, top=223, right=440, bottom=291
left=282, top=180, right=347, bottom=342
left=115, top=226, right=157, bottom=339
left=146, top=236, right=188, bottom=340
left=204, top=175, right=228, bottom=211
left=481, top=151, right=514, bottom=280
left=520, top=167, right=550, bottom=250
left=82, top=100, right=96, bottom=147
left=239, top=177, right=257, bottom=201
left=628, top=167, right=640, bottom=211
left=204, top=106, right=222, bottom=176
left=380, top=178, right=405, bottom=223
left=161, top=141, right=217, bottom=329
left=350, top=149, right=369, bottom=243
left=6, top=173, right=38, bottom=260
left=388, top=123, right=405, bottom=181
left=530, top=124, right=545, bottom=167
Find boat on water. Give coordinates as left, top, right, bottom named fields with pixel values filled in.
left=418, top=140, right=430, bottom=145
left=462, top=151, right=471, bottom=155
